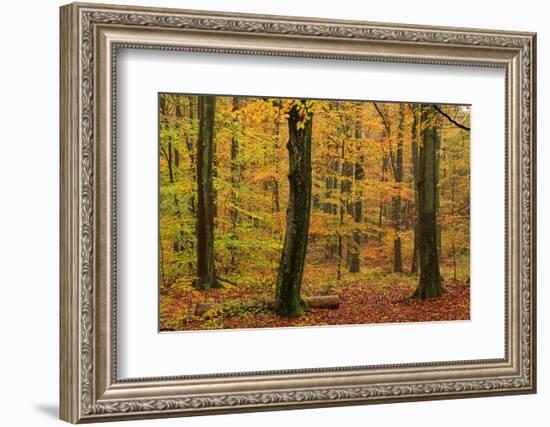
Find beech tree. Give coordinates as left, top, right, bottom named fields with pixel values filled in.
left=347, top=122, right=364, bottom=273
left=392, top=104, right=405, bottom=272
left=194, top=95, right=219, bottom=290
left=274, top=100, right=314, bottom=317
left=410, top=104, right=421, bottom=273
left=229, top=97, right=241, bottom=266
left=411, top=106, right=443, bottom=299
left=373, top=102, right=403, bottom=272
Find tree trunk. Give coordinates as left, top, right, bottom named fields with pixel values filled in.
left=347, top=122, right=364, bottom=273
left=337, top=117, right=350, bottom=280
left=323, top=160, right=338, bottom=214
left=194, top=95, right=219, bottom=290
left=412, top=107, right=443, bottom=299
left=323, top=173, right=333, bottom=214
left=378, top=155, right=388, bottom=243
left=436, top=135, right=442, bottom=260
left=229, top=97, right=241, bottom=265
left=410, top=105, right=421, bottom=274
left=339, top=158, right=353, bottom=277
left=167, top=141, right=174, bottom=184
left=179, top=97, right=197, bottom=256
left=273, top=100, right=282, bottom=214
left=166, top=141, right=181, bottom=253
left=392, top=104, right=404, bottom=272
left=451, top=172, right=458, bottom=282
left=323, top=160, right=338, bottom=259
left=348, top=162, right=363, bottom=273
left=274, top=101, right=313, bottom=317
left=160, top=97, right=185, bottom=254
left=411, top=221, right=420, bottom=274
left=186, top=99, right=197, bottom=218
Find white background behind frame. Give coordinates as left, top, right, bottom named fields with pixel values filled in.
left=2, top=0, right=546, bottom=426
left=116, top=48, right=505, bottom=378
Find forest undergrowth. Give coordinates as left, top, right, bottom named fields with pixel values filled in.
left=160, top=244, right=470, bottom=331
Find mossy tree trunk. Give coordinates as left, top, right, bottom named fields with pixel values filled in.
left=412, top=107, right=443, bottom=299
left=194, top=95, right=220, bottom=290
left=274, top=101, right=313, bottom=317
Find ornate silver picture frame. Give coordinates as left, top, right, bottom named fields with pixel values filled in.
left=60, top=2, right=536, bottom=423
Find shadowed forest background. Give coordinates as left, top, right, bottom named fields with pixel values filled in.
left=159, top=94, right=470, bottom=331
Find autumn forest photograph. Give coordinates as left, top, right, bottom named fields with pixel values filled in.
left=159, top=93, right=471, bottom=331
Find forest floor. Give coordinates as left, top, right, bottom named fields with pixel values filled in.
left=160, top=255, right=470, bottom=331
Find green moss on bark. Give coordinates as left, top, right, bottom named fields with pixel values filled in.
left=194, top=95, right=221, bottom=290
left=274, top=101, right=313, bottom=317
left=411, top=107, right=443, bottom=299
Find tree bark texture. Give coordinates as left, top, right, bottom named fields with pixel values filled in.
left=275, top=102, right=313, bottom=317
left=347, top=121, right=364, bottom=273
left=410, top=105, right=421, bottom=274
left=412, top=107, right=443, bottom=298
left=392, top=104, right=404, bottom=272
left=195, top=95, right=220, bottom=290
left=229, top=97, right=241, bottom=265
left=347, top=162, right=363, bottom=273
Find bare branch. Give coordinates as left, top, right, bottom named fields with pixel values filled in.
left=432, top=105, right=470, bottom=131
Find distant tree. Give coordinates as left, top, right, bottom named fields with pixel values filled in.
left=392, top=104, right=405, bottom=272
left=410, top=104, right=421, bottom=274
left=229, top=97, right=241, bottom=266
left=373, top=102, right=404, bottom=271
left=347, top=120, right=364, bottom=273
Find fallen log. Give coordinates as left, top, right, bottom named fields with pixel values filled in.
left=304, top=295, right=340, bottom=309
left=195, top=295, right=340, bottom=317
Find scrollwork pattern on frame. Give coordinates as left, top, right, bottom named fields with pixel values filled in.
left=86, top=377, right=530, bottom=415
left=78, top=8, right=534, bottom=416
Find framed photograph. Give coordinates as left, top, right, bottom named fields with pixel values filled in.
left=60, top=2, right=536, bottom=423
